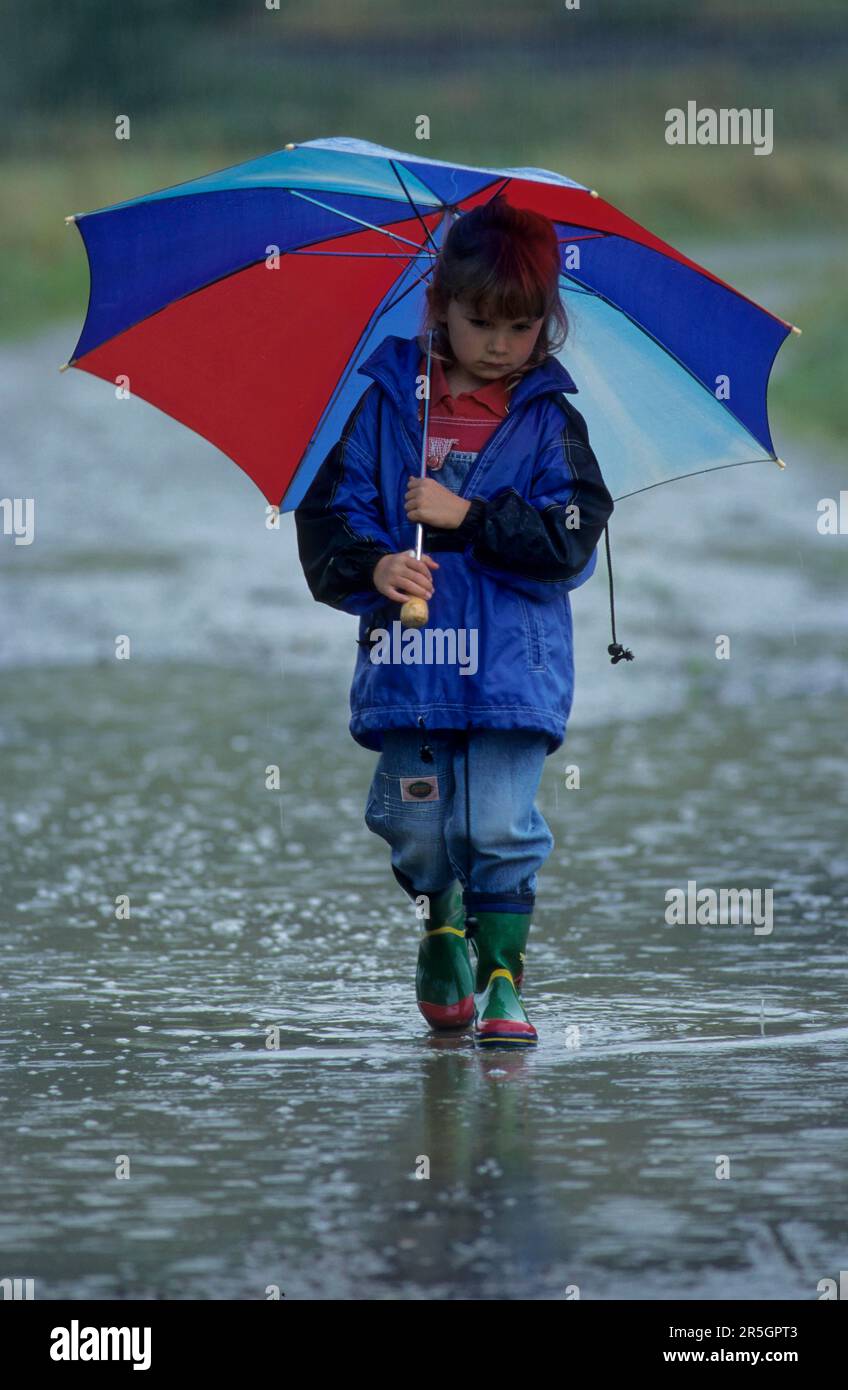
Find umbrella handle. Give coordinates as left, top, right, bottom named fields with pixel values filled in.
left=400, top=526, right=429, bottom=627
left=397, top=594, right=425, bottom=622
left=400, top=597, right=429, bottom=626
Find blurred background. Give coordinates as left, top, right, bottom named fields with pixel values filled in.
left=1, top=1, right=846, bottom=1302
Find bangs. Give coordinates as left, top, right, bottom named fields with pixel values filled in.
left=455, top=248, right=547, bottom=323
left=422, top=196, right=568, bottom=362
left=461, top=273, right=547, bottom=325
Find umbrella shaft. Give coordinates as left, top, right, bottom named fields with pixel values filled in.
left=413, top=326, right=435, bottom=564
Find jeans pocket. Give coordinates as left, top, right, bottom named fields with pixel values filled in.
left=382, top=773, right=445, bottom=837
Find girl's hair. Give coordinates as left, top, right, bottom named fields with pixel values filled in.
left=418, top=195, right=568, bottom=391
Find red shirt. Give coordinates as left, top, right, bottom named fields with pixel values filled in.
left=417, top=352, right=512, bottom=479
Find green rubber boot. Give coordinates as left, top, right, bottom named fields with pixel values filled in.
left=415, top=882, right=475, bottom=1030
left=470, top=910, right=538, bottom=1047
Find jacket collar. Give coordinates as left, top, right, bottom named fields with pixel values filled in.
left=428, top=350, right=509, bottom=418
left=357, top=334, right=578, bottom=433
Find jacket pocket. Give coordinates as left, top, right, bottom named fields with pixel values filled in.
left=518, top=595, right=548, bottom=672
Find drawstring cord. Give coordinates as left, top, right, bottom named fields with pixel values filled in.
left=417, top=713, right=433, bottom=763
left=604, top=523, right=634, bottom=665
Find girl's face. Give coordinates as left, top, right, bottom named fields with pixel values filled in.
left=440, top=296, right=544, bottom=381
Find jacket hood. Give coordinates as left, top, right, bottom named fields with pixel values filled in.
left=357, top=334, right=579, bottom=434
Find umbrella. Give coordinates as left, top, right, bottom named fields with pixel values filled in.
left=63, top=134, right=797, bottom=516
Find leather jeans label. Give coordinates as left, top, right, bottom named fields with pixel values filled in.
left=400, top=775, right=440, bottom=802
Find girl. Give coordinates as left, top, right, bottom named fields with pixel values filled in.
left=295, top=196, right=615, bottom=1047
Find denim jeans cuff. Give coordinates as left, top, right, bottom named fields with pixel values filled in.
left=392, top=864, right=458, bottom=902
left=463, top=890, right=535, bottom=915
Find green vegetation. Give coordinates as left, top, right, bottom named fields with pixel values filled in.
left=769, top=274, right=848, bottom=444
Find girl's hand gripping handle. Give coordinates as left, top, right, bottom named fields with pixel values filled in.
left=373, top=551, right=439, bottom=627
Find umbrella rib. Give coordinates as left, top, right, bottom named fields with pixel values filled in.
left=373, top=257, right=437, bottom=323
left=388, top=160, right=442, bottom=258
left=283, top=250, right=435, bottom=258
left=477, top=176, right=514, bottom=204
left=288, top=188, right=432, bottom=252
left=612, top=455, right=778, bottom=503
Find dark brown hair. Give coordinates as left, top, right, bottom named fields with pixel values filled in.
left=418, top=194, right=568, bottom=390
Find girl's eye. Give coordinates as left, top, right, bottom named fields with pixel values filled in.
left=469, top=319, right=532, bottom=331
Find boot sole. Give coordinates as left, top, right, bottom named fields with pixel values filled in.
left=474, top=1020, right=538, bottom=1047
left=418, top=997, right=475, bottom=1030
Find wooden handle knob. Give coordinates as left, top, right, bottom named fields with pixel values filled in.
left=400, top=597, right=429, bottom=628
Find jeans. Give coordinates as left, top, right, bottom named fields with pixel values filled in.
left=364, top=728, right=554, bottom=916
left=427, top=448, right=475, bottom=495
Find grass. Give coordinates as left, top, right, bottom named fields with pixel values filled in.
left=768, top=279, right=848, bottom=443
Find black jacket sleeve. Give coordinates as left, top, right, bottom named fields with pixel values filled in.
left=294, top=387, right=396, bottom=616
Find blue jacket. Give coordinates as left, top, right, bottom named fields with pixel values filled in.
left=294, top=333, right=615, bottom=756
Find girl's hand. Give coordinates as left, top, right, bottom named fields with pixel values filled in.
left=405, top=476, right=471, bottom=530
left=373, top=551, right=439, bottom=604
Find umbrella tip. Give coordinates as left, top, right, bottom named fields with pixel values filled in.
left=774, top=457, right=786, bottom=469
left=59, top=361, right=72, bottom=372
left=589, top=189, right=599, bottom=198
left=284, top=143, right=296, bottom=150
left=64, top=214, right=76, bottom=224
left=790, top=323, right=802, bottom=335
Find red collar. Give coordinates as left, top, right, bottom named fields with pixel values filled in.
left=421, top=353, right=510, bottom=417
